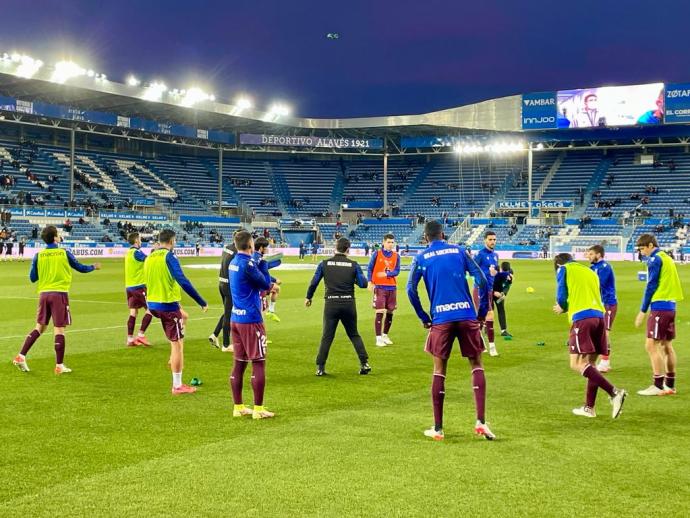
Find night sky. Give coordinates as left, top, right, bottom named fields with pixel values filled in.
left=1, top=0, right=689, bottom=119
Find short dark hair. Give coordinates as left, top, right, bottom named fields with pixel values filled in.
left=588, top=244, right=605, bottom=257
left=383, top=233, right=395, bottom=241
left=636, top=233, right=658, bottom=248
left=484, top=231, right=496, bottom=239
left=41, top=225, right=58, bottom=244
left=234, top=230, right=253, bottom=251
left=501, top=261, right=511, bottom=271
left=584, top=93, right=597, bottom=102
left=336, top=237, right=350, bottom=253
left=254, top=237, right=269, bottom=250
left=128, top=232, right=140, bottom=245
left=424, top=220, right=443, bottom=241
left=158, top=229, right=176, bottom=244
left=553, top=252, right=573, bottom=271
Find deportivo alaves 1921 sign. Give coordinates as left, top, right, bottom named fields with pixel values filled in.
left=239, top=133, right=383, bottom=149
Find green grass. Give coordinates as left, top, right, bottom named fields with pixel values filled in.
left=1, top=256, right=689, bottom=517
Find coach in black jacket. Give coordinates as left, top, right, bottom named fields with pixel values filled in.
left=209, top=242, right=237, bottom=351
left=305, top=237, right=371, bottom=376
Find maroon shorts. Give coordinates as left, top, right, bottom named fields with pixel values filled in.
left=231, top=322, right=267, bottom=361
left=472, top=286, right=494, bottom=312
left=373, top=288, right=397, bottom=311
left=647, top=310, right=676, bottom=341
left=150, top=309, right=185, bottom=342
left=36, top=292, right=71, bottom=327
left=126, top=287, right=148, bottom=310
left=425, top=320, right=483, bottom=359
left=604, top=305, right=617, bottom=331
left=569, top=317, right=608, bottom=355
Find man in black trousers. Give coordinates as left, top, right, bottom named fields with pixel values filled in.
left=208, top=241, right=237, bottom=352
left=305, top=237, right=371, bottom=376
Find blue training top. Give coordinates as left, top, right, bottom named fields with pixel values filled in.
left=229, top=252, right=272, bottom=324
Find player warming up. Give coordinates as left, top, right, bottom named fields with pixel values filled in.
left=228, top=230, right=275, bottom=419
left=587, top=245, right=617, bottom=372
left=367, top=233, right=400, bottom=347
left=253, top=237, right=283, bottom=322
left=634, top=234, right=684, bottom=396
left=144, top=229, right=208, bottom=395
left=552, top=253, right=627, bottom=419
left=209, top=241, right=237, bottom=352
left=306, top=237, right=371, bottom=376
left=493, top=262, right=513, bottom=339
left=474, top=231, right=500, bottom=356
left=407, top=221, right=495, bottom=441
left=13, top=225, right=100, bottom=374
left=124, top=232, right=153, bottom=347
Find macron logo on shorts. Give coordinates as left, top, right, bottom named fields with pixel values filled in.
left=435, top=301, right=471, bottom=313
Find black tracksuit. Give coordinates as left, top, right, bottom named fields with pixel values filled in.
left=213, top=244, right=237, bottom=346
left=306, top=253, right=369, bottom=368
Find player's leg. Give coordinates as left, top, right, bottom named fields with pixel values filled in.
left=209, top=286, right=225, bottom=348
left=485, top=307, right=497, bottom=356
left=374, top=309, right=386, bottom=346
left=315, top=305, right=338, bottom=374
left=127, top=307, right=138, bottom=347
left=597, top=305, right=615, bottom=372
left=14, top=319, right=47, bottom=372
left=229, top=322, right=252, bottom=415
left=662, top=340, right=677, bottom=394
left=168, top=312, right=194, bottom=394
left=381, top=290, right=396, bottom=345
left=267, top=284, right=280, bottom=316
left=428, top=355, right=448, bottom=440
left=341, top=304, right=370, bottom=373
left=251, top=360, right=274, bottom=419
left=136, top=310, right=153, bottom=345
left=638, top=338, right=667, bottom=395
left=496, top=298, right=510, bottom=338
left=53, top=326, right=70, bottom=374
left=221, top=293, right=233, bottom=352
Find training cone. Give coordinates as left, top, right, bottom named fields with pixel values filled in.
left=190, top=377, right=203, bottom=386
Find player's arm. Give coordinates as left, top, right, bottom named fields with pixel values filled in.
left=465, top=252, right=489, bottom=318
left=250, top=258, right=272, bottom=291
left=354, top=263, right=368, bottom=289
left=165, top=253, right=207, bottom=308
left=29, top=254, right=39, bottom=283
left=640, top=257, right=661, bottom=313
left=387, top=254, right=401, bottom=278
left=366, top=251, right=377, bottom=283
left=266, top=258, right=282, bottom=270
left=65, top=250, right=98, bottom=273
left=305, top=262, right=324, bottom=301
left=134, top=249, right=147, bottom=262
left=502, top=273, right=513, bottom=296
left=406, top=256, right=431, bottom=325
left=555, top=266, right=568, bottom=312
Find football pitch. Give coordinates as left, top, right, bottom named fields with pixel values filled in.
left=1, top=256, right=689, bottom=517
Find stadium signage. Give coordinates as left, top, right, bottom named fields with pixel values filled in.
left=99, top=211, right=168, bottom=221
left=7, top=208, right=87, bottom=218
left=497, top=201, right=529, bottom=209
left=240, top=133, right=384, bottom=149
left=521, top=92, right=558, bottom=130
left=497, top=200, right=573, bottom=209
left=665, top=83, right=690, bottom=123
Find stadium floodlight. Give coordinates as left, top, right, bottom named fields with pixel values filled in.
left=86, top=69, right=95, bottom=77
left=127, top=75, right=140, bottom=86
left=142, top=81, right=167, bottom=101
left=268, top=103, right=290, bottom=117
left=14, top=55, right=43, bottom=78
left=95, top=73, right=107, bottom=82
left=51, top=61, right=86, bottom=83
left=180, top=87, right=213, bottom=107
left=536, top=143, right=545, bottom=150
left=235, top=97, right=253, bottom=110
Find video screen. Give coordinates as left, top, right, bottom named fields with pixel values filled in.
left=557, top=83, right=664, bottom=129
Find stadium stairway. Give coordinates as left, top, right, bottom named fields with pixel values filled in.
left=395, top=160, right=434, bottom=212
left=329, top=165, right=347, bottom=214
left=263, top=161, right=291, bottom=215
left=534, top=152, right=566, bottom=200
left=571, top=156, right=612, bottom=219
left=199, top=159, right=252, bottom=217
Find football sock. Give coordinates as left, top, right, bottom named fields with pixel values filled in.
left=230, top=360, right=248, bottom=404
left=486, top=321, right=495, bottom=343
left=54, top=334, right=66, bottom=365
left=251, top=361, right=266, bottom=406
left=600, top=354, right=610, bottom=361
left=139, top=313, right=153, bottom=333
left=384, top=313, right=393, bottom=334
left=20, top=329, right=41, bottom=356
left=375, top=313, right=383, bottom=336
left=586, top=378, right=598, bottom=408
left=127, top=316, right=136, bottom=337
left=172, top=371, right=182, bottom=389
left=582, top=364, right=615, bottom=397
left=654, top=375, right=665, bottom=390
left=472, top=368, right=486, bottom=423
left=665, top=372, right=675, bottom=389
left=432, top=374, right=445, bottom=431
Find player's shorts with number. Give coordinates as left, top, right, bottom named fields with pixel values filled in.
left=231, top=322, right=267, bottom=361
left=150, top=309, right=185, bottom=341
left=126, top=287, right=148, bottom=310
left=425, top=320, right=483, bottom=359
left=37, top=292, right=72, bottom=327
left=569, top=317, right=608, bottom=355
left=648, top=310, right=675, bottom=341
